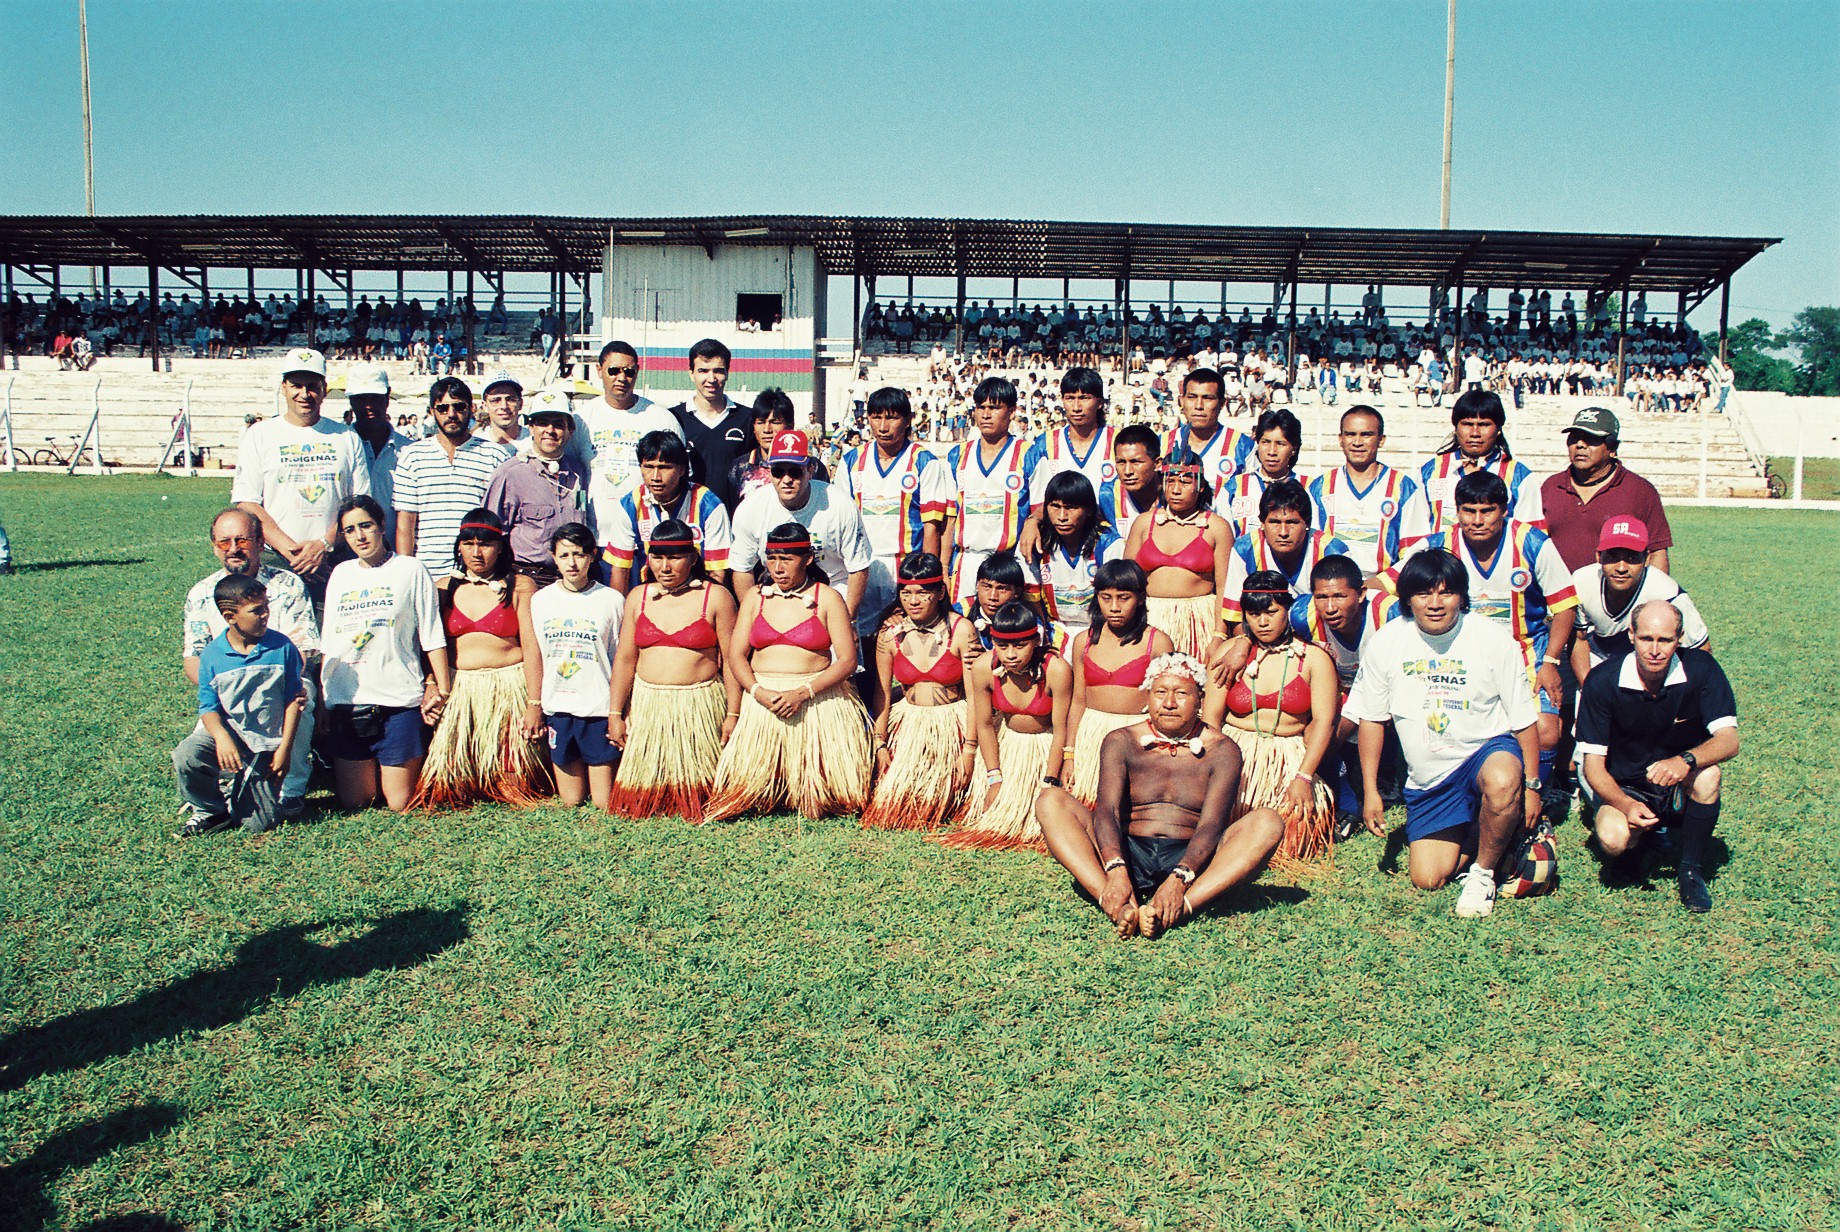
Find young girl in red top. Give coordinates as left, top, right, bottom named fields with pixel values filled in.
left=1204, top=570, right=1340, bottom=863
left=1064, top=560, right=1174, bottom=806
left=940, top=601, right=1073, bottom=850
left=606, top=519, right=741, bottom=822
left=1124, top=449, right=1233, bottom=659
left=705, top=522, right=873, bottom=822
left=863, top=552, right=977, bottom=831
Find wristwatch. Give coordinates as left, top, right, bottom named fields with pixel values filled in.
left=1523, top=777, right=1542, bottom=792
left=1679, top=750, right=1698, bottom=769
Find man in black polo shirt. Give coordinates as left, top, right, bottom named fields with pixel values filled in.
left=1575, top=601, right=1739, bottom=912
left=669, top=337, right=753, bottom=509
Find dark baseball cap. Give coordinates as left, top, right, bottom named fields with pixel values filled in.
left=1564, top=407, right=1620, bottom=439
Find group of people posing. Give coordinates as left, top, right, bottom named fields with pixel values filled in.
left=175, top=344, right=1739, bottom=937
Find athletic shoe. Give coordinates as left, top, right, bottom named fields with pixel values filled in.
left=1677, top=866, right=1713, bottom=914
left=1334, top=811, right=1363, bottom=842
left=1454, top=863, right=1497, bottom=918
left=177, top=814, right=231, bottom=838
left=278, top=797, right=308, bottom=821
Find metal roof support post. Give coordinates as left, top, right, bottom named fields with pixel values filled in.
left=1614, top=279, right=1630, bottom=397
left=1115, top=278, right=1126, bottom=378
left=397, top=268, right=404, bottom=301
left=1453, top=276, right=1465, bottom=362
left=853, top=274, right=863, bottom=357
left=1010, top=276, right=1017, bottom=311
left=559, top=268, right=571, bottom=380
left=247, top=267, right=255, bottom=299
left=953, top=273, right=966, bottom=356
left=305, top=267, right=315, bottom=345
left=146, top=261, right=160, bottom=373
left=1676, top=289, right=1687, bottom=327
left=1717, top=278, right=1730, bottom=366
left=1287, top=279, right=1299, bottom=384
left=200, top=267, right=209, bottom=306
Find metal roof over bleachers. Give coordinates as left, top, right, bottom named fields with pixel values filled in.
left=0, top=214, right=1777, bottom=296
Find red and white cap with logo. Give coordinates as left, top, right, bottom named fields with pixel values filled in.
left=767, top=429, right=811, bottom=466
left=1597, top=517, right=1650, bottom=554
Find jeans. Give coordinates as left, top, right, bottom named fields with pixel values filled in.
left=282, top=674, right=318, bottom=803
left=173, top=724, right=279, bottom=833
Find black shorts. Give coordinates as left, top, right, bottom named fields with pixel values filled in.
left=1586, top=775, right=1685, bottom=825
left=1125, top=834, right=1190, bottom=900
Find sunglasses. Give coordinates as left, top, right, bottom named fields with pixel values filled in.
left=434, top=400, right=471, bottom=411
left=213, top=535, right=258, bottom=549
left=603, top=366, right=639, bottom=378
left=769, top=464, right=806, bottom=480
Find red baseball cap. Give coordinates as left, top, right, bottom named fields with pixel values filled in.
left=767, top=429, right=810, bottom=465
left=1597, top=517, right=1650, bottom=554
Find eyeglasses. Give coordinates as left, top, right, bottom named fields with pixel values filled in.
left=213, top=535, right=257, bottom=549
left=769, top=464, right=805, bottom=480
left=603, top=366, right=639, bottom=378
left=434, top=400, right=471, bottom=411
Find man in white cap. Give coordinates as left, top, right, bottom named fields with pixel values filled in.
left=484, top=388, right=592, bottom=587
left=232, top=347, right=371, bottom=602
left=344, top=365, right=413, bottom=537
left=479, top=370, right=529, bottom=451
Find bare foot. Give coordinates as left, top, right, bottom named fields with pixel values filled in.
left=1114, top=901, right=1139, bottom=938
left=1139, top=900, right=1163, bottom=940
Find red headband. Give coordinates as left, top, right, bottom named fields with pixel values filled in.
left=1164, top=463, right=1202, bottom=476
left=1244, top=588, right=1293, bottom=596
left=458, top=522, right=504, bottom=535
left=765, top=540, right=813, bottom=553
left=647, top=537, right=695, bottom=549
left=901, top=574, right=945, bottom=586
left=988, top=626, right=1040, bottom=641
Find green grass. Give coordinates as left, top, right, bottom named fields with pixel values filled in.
left=2, top=475, right=1837, bottom=1230
left=1768, top=456, right=1840, bottom=502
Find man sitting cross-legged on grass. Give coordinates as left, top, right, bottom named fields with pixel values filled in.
left=1036, top=653, right=1285, bottom=939
left=1345, top=548, right=1541, bottom=919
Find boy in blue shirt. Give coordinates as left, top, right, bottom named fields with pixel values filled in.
left=173, top=575, right=306, bottom=836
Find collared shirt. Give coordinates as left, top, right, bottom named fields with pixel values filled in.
left=392, top=433, right=517, bottom=573
left=183, top=565, right=320, bottom=659
left=484, top=450, right=593, bottom=565
left=1537, top=463, right=1673, bottom=572
left=1574, top=649, right=1737, bottom=782
left=196, top=628, right=305, bottom=753
left=604, top=481, right=733, bottom=584
left=669, top=399, right=754, bottom=509
left=364, top=429, right=416, bottom=533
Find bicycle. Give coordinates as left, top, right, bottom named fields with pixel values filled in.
left=30, top=435, right=83, bottom=468
left=1764, top=463, right=1789, bottom=499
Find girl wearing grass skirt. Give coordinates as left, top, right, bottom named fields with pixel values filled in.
left=1065, top=560, right=1173, bottom=806
left=863, top=552, right=977, bottom=831
left=606, top=520, right=741, bottom=823
left=1203, top=570, right=1340, bottom=865
left=1123, top=449, right=1233, bottom=660
left=938, top=601, right=1072, bottom=851
left=704, top=522, right=873, bottom=823
left=411, top=509, right=550, bottom=809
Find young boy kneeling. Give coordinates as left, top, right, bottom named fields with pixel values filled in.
left=173, top=575, right=306, bottom=836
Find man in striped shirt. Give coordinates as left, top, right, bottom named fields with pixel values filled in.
left=393, top=376, right=515, bottom=574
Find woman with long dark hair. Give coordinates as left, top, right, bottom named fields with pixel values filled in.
left=1064, top=560, right=1173, bottom=805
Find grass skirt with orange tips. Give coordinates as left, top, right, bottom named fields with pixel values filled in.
left=607, top=675, right=726, bottom=823
left=1218, top=725, right=1336, bottom=865
left=935, top=724, right=1054, bottom=852
left=861, top=699, right=969, bottom=831
left=410, top=664, right=549, bottom=809
left=1146, top=593, right=1219, bottom=659
left=1069, top=708, right=1143, bottom=806
left=703, top=673, right=873, bottom=823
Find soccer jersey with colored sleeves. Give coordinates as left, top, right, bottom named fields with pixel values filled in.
left=1221, top=468, right=1312, bottom=542
left=196, top=628, right=305, bottom=754
left=1308, top=464, right=1419, bottom=575
left=1097, top=477, right=1158, bottom=534
left=1032, top=529, right=1127, bottom=635
left=945, top=434, right=1037, bottom=598
left=1027, top=425, right=1118, bottom=505
left=1391, top=523, right=1578, bottom=661
left=1164, top=422, right=1253, bottom=493
left=1410, top=450, right=1545, bottom=538
left=1570, top=564, right=1709, bottom=666
left=603, top=482, right=732, bottom=585
left=530, top=580, right=624, bottom=718
left=1289, top=590, right=1398, bottom=691
left=1222, top=529, right=1349, bottom=620
left=836, top=442, right=953, bottom=562
left=319, top=553, right=446, bottom=709
left=184, top=565, right=320, bottom=659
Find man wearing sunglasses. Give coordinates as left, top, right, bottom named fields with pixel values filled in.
left=575, top=340, right=682, bottom=533
left=182, top=508, right=321, bottom=819
left=391, top=377, right=515, bottom=573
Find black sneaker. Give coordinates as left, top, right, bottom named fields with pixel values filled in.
left=1677, top=866, right=1713, bottom=913
left=178, top=814, right=231, bottom=838
left=278, top=797, right=309, bottom=821
left=1334, top=811, right=1362, bottom=842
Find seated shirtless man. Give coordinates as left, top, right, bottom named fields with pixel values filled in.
left=1035, top=653, right=1285, bottom=938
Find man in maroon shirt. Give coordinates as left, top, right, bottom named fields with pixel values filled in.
left=1538, top=408, right=1673, bottom=573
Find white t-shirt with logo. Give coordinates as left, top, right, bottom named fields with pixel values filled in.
left=730, top=480, right=879, bottom=635
left=319, top=553, right=445, bottom=708
left=573, top=395, right=682, bottom=530
left=231, top=415, right=372, bottom=547
left=530, top=580, right=624, bottom=718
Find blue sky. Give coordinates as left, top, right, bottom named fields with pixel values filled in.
left=2, top=1, right=1833, bottom=329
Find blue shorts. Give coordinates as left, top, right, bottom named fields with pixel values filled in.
left=547, top=712, right=619, bottom=768
left=326, top=704, right=427, bottom=768
left=1403, top=735, right=1525, bottom=843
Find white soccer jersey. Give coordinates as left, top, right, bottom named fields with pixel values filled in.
left=945, top=434, right=1036, bottom=602
left=1308, top=464, right=1419, bottom=575
left=1571, top=564, right=1709, bottom=666
left=1028, top=425, right=1118, bottom=505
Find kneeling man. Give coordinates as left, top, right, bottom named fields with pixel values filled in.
left=1036, top=653, right=1284, bottom=938
left=1575, top=600, right=1738, bottom=913
left=1345, top=549, right=1541, bottom=918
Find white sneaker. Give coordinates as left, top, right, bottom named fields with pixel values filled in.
left=1454, top=863, right=1497, bottom=918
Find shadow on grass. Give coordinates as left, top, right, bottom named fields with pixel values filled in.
left=11, top=558, right=148, bottom=574
left=0, top=1103, right=187, bottom=1232
left=0, top=904, right=470, bottom=1092
left=1590, top=832, right=1731, bottom=891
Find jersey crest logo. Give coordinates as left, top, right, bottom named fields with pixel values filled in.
left=1100, top=462, right=1117, bottom=481
left=1004, top=474, right=1023, bottom=491
left=1509, top=568, right=1532, bottom=592
left=901, top=473, right=919, bottom=491
left=1381, top=499, right=1398, bottom=518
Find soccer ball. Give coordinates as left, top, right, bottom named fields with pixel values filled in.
left=1505, top=826, right=1559, bottom=898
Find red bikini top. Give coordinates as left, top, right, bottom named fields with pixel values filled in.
left=993, top=672, right=1052, bottom=718
left=1081, top=641, right=1154, bottom=689
left=1226, top=650, right=1313, bottom=718
left=892, top=621, right=965, bottom=687
left=446, top=593, right=519, bottom=640
left=752, top=591, right=831, bottom=653
left=1136, top=520, right=1213, bottom=576
left=634, top=583, right=718, bottom=651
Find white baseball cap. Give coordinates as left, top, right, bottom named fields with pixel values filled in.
left=481, top=369, right=523, bottom=396
left=346, top=366, right=391, bottom=397
left=521, top=388, right=574, bottom=423
left=280, top=347, right=327, bottom=380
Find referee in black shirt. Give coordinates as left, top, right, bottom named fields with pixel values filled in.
left=1575, top=600, right=1739, bottom=912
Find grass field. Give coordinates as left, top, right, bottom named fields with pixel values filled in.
left=2, top=474, right=1836, bottom=1231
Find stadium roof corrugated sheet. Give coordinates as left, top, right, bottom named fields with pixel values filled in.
left=0, top=215, right=1777, bottom=295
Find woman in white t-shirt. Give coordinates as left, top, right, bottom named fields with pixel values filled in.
left=320, top=495, right=450, bottom=812
left=530, top=523, right=626, bottom=809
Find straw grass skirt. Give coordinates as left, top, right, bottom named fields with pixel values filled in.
left=1069, top=708, right=1143, bottom=806
left=607, top=675, right=726, bottom=823
left=1146, top=592, right=1219, bottom=659
left=861, top=699, right=969, bottom=831
left=703, top=673, right=873, bottom=823
left=1219, top=725, right=1336, bottom=865
left=410, top=663, right=549, bottom=809
left=936, top=724, right=1054, bottom=851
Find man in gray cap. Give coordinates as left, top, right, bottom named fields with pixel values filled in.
left=1538, top=406, right=1673, bottom=574
left=480, top=369, right=529, bottom=451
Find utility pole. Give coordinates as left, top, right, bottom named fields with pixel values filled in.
left=1440, top=0, right=1455, bottom=229
left=79, top=0, right=97, bottom=292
